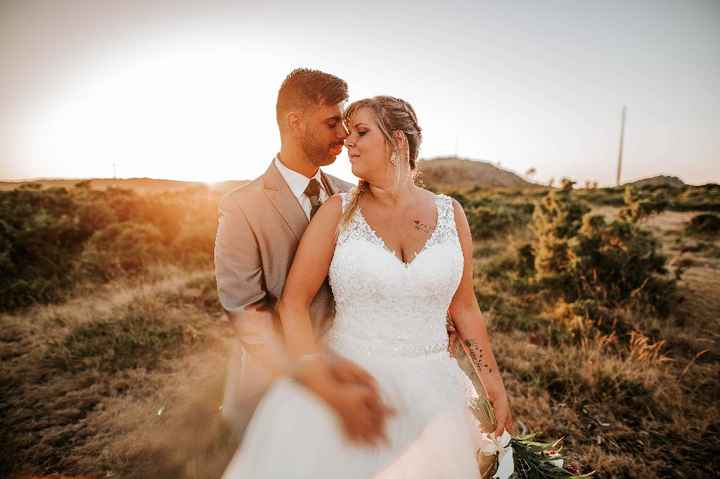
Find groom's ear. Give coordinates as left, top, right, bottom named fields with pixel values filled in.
left=287, top=111, right=304, bottom=137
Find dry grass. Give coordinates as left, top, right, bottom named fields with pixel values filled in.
left=480, top=206, right=720, bottom=478
left=1, top=268, right=234, bottom=478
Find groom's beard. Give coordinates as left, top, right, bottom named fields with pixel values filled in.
left=301, top=132, right=341, bottom=167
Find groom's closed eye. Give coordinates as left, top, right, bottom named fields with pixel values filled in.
left=326, top=115, right=343, bottom=128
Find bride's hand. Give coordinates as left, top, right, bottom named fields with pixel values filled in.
left=486, top=383, right=513, bottom=437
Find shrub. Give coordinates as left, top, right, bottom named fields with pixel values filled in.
left=685, top=213, right=720, bottom=237
left=531, top=179, right=590, bottom=284
left=671, top=185, right=720, bottom=212
left=1, top=183, right=221, bottom=312
left=618, top=186, right=668, bottom=223
left=578, top=187, right=626, bottom=207
left=77, top=222, right=165, bottom=280
left=571, top=214, right=676, bottom=316
left=525, top=178, right=677, bottom=320
left=467, top=206, right=524, bottom=240
left=0, top=188, right=91, bottom=310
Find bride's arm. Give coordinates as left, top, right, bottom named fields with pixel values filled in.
left=277, top=195, right=343, bottom=359
left=447, top=199, right=513, bottom=437
left=278, top=195, right=390, bottom=445
left=278, top=195, right=377, bottom=390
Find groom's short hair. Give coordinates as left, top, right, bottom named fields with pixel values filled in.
left=276, top=68, right=348, bottom=127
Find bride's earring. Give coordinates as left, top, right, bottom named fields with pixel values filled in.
left=390, top=150, right=399, bottom=167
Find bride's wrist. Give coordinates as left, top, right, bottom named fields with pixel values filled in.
left=290, top=351, right=329, bottom=383
left=484, top=378, right=507, bottom=398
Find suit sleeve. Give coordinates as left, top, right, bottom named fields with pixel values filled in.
left=214, top=194, right=267, bottom=315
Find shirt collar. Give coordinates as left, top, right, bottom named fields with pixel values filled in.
left=274, top=155, right=326, bottom=199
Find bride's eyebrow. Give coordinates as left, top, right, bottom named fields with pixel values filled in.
left=353, top=122, right=369, bottom=129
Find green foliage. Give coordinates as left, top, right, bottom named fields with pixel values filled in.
left=576, top=186, right=625, bottom=207
left=572, top=214, right=676, bottom=316
left=0, top=185, right=219, bottom=312
left=685, top=213, right=720, bottom=237
left=0, top=187, right=93, bottom=310
left=671, top=183, right=720, bottom=212
left=617, top=186, right=668, bottom=223
left=467, top=205, right=530, bottom=240
left=446, top=190, right=534, bottom=240
left=528, top=179, right=677, bottom=319
left=579, top=183, right=720, bottom=212
left=77, top=222, right=165, bottom=279
left=531, top=179, right=590, bottom=283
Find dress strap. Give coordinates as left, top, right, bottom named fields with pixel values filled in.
left=436, top=194, right=456, bottom=228
left=428, top=194, right=459, bottom=247
left=336, top=190, right=361, bottom=245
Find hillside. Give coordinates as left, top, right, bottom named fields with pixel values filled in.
left=624, top=175, right=686, bottom=189
left=1, top=157, right=539, bottom=194
left=418, top=157, right=539, bottom=190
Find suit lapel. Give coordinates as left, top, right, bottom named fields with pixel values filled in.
left=262, top=161, right=308, bottom=241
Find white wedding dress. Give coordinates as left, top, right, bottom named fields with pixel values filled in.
left=222, top=193, right=513, bottom=478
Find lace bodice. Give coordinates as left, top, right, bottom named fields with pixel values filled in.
left=326, top=192, right=464, bottom=357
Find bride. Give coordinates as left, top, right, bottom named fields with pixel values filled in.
left=222, top=96, right=514, bottom=478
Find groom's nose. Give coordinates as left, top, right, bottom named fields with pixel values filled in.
left=338, top=122, right=349, bottom=139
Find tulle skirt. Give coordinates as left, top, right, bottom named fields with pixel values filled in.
left=222, top=336, right=493, bottom=478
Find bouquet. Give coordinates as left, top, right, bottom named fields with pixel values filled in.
left=449, top=325, right=594, bottom=478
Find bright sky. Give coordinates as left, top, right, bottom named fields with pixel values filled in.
left=1, top=0, right=718, bottom=185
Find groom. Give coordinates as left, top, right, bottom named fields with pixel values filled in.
left=215, top=68, right=387, bottom=443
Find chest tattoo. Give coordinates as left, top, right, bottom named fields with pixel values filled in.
left=413, top=219, right=432, bottom=234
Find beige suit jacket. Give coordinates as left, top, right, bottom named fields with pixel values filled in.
left=214, top=159, right=353, bottom=435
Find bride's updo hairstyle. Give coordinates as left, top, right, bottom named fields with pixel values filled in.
left=341, top=96, right=423, bottom=228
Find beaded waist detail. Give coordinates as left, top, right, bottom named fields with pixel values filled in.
left=324, top=329, right=449, bottom=358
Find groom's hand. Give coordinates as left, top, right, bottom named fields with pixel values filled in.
left=327, top=355, right=378, bottom=391
left=293, top=358, right=393, bottom=446
left=329, top=381, right=393, bottom=447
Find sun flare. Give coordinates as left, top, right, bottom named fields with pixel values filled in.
left=20, top=42, right=288, bottom=182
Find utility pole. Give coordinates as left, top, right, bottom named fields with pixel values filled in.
left=616, top=105, right=626, bottom=187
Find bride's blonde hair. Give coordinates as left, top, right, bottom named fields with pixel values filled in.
left=341, top=96, right=423, bottom=228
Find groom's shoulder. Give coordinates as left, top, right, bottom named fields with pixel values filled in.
left=219, top=176, right=265, bottom=212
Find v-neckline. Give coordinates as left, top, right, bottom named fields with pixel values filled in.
left=357, top=196, right=440, bottom=268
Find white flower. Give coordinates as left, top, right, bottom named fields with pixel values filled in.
left=476, top=430, right=514, bottom=479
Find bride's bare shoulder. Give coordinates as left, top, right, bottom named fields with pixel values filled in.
left=414, top=186, right=441, bottom=202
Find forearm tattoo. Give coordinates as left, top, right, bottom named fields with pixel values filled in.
left=465, top=339, right=493, bottom=374
left=413, top=219, right=432, bottom=233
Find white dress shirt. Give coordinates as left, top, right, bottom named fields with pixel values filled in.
left=274, top=156, right=329, bottom=219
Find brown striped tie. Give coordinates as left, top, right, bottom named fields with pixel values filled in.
left=304, top=179, right=322, bottom=218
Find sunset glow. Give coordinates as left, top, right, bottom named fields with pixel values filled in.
left=3, top=0, right=719, bottom=185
